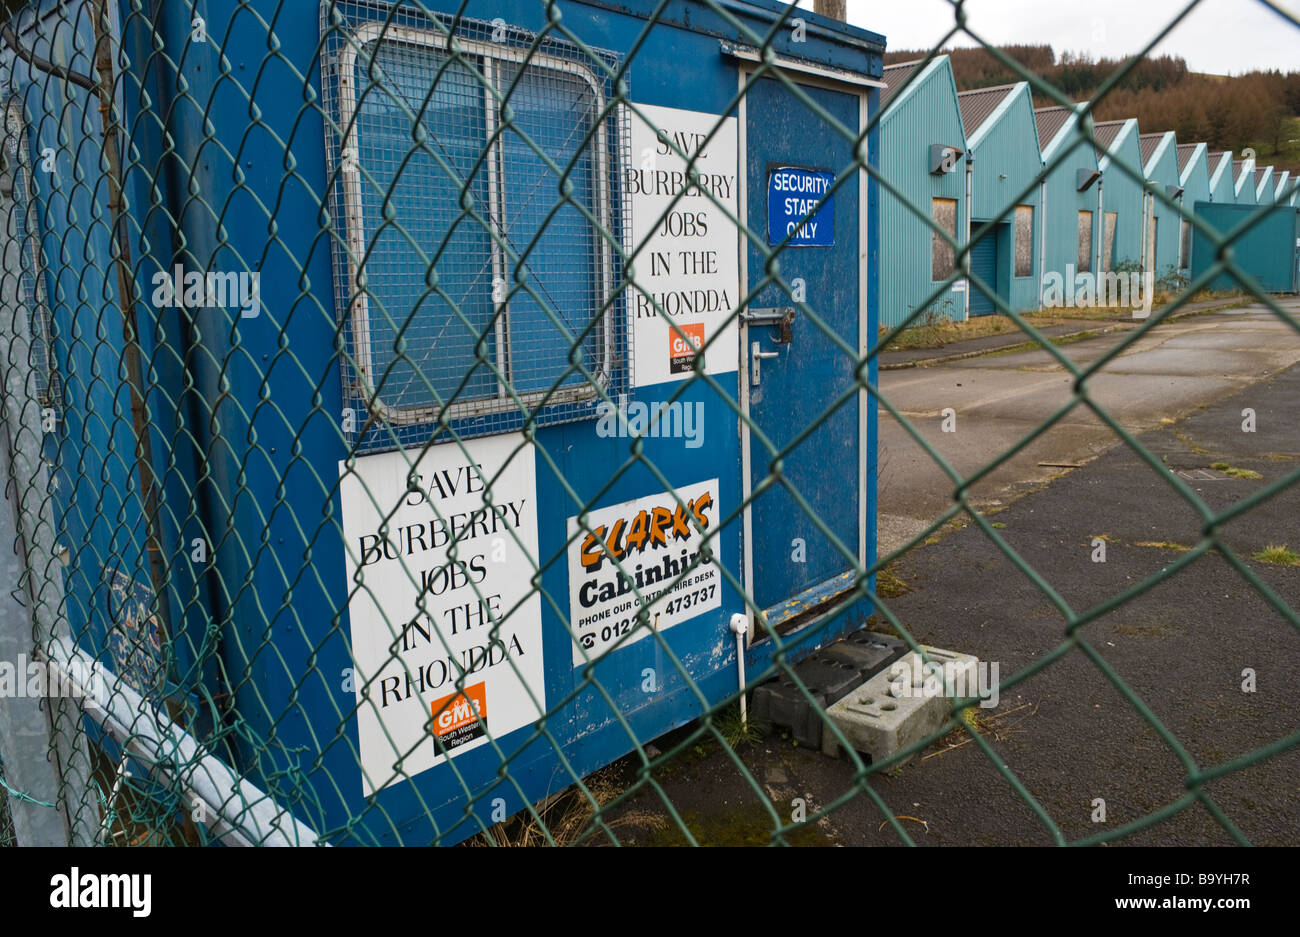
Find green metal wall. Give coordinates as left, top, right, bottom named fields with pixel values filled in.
left=1191, top=201, right=1300, bottom=293
left=1256, top=167, right=1276, bottom=205
left=1143, top=133, right=1182, bottom=279
left=1099, top=120, right=1145, bottom=270
left=1235, top=165, right=1258, bottom=205
left=1177, top=144, right=1210, bottom=274
left=1209, top=152, right=1236, bottom=203
left=1040, top=113, right=1101, bottom=290
left=879, top=57, right=968, bottom=328
left=969, top=84, right=1042, bottom=313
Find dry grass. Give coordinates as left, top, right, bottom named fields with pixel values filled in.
left=881, top=287, right=1249, bottom=354
left=1210, top=462, right=1262, bottom=479
left=466, top=764, right=665, bottom=847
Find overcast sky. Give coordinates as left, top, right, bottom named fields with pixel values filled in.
left=796, top=0, right=1299, bottom=75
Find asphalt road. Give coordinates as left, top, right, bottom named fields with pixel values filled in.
left=604, top=301, right=1300, bottom=846
left=877, top=301, right=1300, bottom=557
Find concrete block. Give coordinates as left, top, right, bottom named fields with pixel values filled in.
left=823, top=631, right=906, bottom=674
left=822, top=646, right=979, bottom=764
left=750, top=632, right=907, bottom=749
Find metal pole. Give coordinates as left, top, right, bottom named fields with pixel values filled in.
left=0, top=439, right=67, bottom=845
left=0, top=155, right=96, bottom=845
left=813, top=0, right=847, bottom=21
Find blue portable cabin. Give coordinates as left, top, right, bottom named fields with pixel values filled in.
left=957, top=83, right=1042, bottom=316
left=1138, top=131, right=1182, bottom=281
left=1176, top=143, right=1210, bottom=276
left=1208, top=150, right=1236, bottom=203
left=3, top=0, right=885, bottom=844
left=1255, top=166, right=1276, bottom=205
left=1235, top=160, right=1258, bottom=205
left=877, top=56, right=968, bottom=327
left=1035, top=105, right=1103, bottom=291
left=1094, top=118, right=1145, bottom=272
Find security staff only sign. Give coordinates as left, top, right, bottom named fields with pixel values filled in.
left=339, top=435, right=544, bottom=794
left=767, top=166, right=835, bottom=247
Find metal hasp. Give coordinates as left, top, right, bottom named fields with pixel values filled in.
left=741, top=305, right=795, bottom=343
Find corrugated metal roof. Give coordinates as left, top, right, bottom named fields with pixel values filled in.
left=1138, top=132, right=1167, bottom=165
left=1176, top=143, right=1200, bottom=173
left=880, top=60, right=923, bottom=108
left=957, top=84, right=1017, bottom=136
left=1034, top=106, right=1072, bottom=149
left=1092, top=120, right=1128, bottom=155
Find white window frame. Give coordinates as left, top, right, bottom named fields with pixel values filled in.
left=336, top=22, right=617, bottom=426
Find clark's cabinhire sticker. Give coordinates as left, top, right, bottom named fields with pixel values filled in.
left=568, top=479, right=721, bottom=665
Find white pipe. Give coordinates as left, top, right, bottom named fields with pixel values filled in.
left=41, top=637, right=323, bottom=847
left=1097, top=179, right=1105, bottom=273
left=729, top=613, right=748, bottom=724
left=964, top=149, right=974, bottom=320
left=1037, top=177, right=1047, bottom=308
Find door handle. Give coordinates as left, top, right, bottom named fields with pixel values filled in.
left=751, top=341, right=780, bottom=386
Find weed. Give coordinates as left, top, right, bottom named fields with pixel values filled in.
left=875, top=564, right=912, bottom=599
left=1254, top=544, right=1300, bottom=566
left=1210, top=462, right=1261, bottom=479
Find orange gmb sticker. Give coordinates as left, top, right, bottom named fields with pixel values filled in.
left=431, top=682, right=488, bottom=753
left=669, top=322, right=705, bottom=374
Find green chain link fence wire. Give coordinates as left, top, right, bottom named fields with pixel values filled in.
left=0, top=0, right=1296, bottom=846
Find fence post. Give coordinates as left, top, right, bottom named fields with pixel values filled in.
left=0, top=160, right=96, bottom=845
left=0, top=436, right=68, bottom=844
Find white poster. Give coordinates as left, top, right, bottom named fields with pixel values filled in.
left=568, top=478, right=722, bottom=666
left=626, top=104, right=740, bottom=387
left=339, top=435, right=544, bottom=794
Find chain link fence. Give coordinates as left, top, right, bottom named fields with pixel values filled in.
left=0, top=0, right=1297, bottom=847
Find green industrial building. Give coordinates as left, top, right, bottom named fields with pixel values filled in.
left=878, top=56, right=969, bottom=327
left=1094, top=119, right=1145, bottom=271
left=1035, top=105, right=1102, bottom=296
left=958, top=83, right=1044, bottom=315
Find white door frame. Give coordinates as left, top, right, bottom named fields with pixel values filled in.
left=735, top=63, right=871, bottom=644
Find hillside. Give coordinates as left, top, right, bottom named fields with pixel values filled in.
left=884, top=45, right=1300, bottom=175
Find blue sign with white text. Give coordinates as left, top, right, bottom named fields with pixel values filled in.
left=767, top=167, right=835, bottom=247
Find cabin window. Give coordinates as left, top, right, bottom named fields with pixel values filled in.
left=336, top=27, right=623, bottom=433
